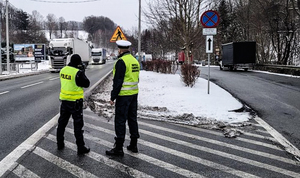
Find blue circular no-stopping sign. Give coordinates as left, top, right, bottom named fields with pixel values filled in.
left=201, top=10, right=220, bottom=28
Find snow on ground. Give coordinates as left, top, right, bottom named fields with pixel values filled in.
left=88, top=69, right=254, bottom=130
left=1, top=60, right=50, bottom=76
left=138, top=71, right=251, bottom=122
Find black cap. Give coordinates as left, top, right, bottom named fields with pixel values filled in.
left=70, top=54, right=82, bottom=66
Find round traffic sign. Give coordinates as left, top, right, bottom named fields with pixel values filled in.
left=200, top=10, right=220, bottom=28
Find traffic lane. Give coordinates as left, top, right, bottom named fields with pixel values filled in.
left=200, top=66, right=300, bottom=149
left=85, top=61, right=114, bottom=85
left=0, top=73, right=58, bottom=94
left=249, top=71, right=300, bottom=89
left=0, top=64, right=113, bottom=162
left=0, top=74, right=60, bottom=161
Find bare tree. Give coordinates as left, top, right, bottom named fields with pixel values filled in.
left=67, top=21, right=79, bottom=38
left=253, top=0, right=297, bottom=65
left=46, top=14, right=57, bottom=39
left=144, top=0, right=203, bottom=63
left=28, top=10, right=47, bottom=43
left=58, top=17, right=67, bottom=38
left=82, top=16, right=116, bottom=48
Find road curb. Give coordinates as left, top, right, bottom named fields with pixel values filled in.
left=84, top=69, right=113, bottom=99
left=0, top=70, right=50, bottom=81
left=253, top=116, right=300, bottom=160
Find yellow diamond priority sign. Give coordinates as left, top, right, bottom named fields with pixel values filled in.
left=110, top=26, right=127, bottom=42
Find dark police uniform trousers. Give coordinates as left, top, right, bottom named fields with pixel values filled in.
left=115, top=94, right=140, bottom=139
left=57, top=99, right=85, bottom=147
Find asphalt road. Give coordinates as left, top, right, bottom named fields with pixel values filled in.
left=0, top=61, right=114, bottom=162
left=199, top=66, right=300, bottom=150
left=1, top=63, right=300, bottom=177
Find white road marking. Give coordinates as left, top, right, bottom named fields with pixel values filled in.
left=255, top=129, right=270, bottom=135
left=83, top=121, right=259, bottom=178
left=12, top=164, right=40, bottom=178
left=33, top=147, right=98, bottom=178
left=0, top=91, right=9, bottom=95
left=137, top=120, right=296, bottom=165
left=49, top=77, right=59, bottom=81
left=141, top=129, right=300, bottom=177
left=86, top=116, right=300, bottom=177
left=2, top=108, right=299, bottom=177
left=63, top=129, right=205, bottom=178
left=253, top=116, right=300, bottom=158
left=0, top=114, right=59, bottom=177
left=47, top=134, right=155, bottom=178
left=243, top=131, right=276, bottom=141
left=180, top=124, right=282, bottom=151
left=21, top=81, right=44, bottom=89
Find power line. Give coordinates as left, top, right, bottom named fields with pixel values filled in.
left=29, top=0, right=101, bottom=3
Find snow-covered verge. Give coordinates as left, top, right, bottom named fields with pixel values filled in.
left=87, top=71, right=255, bottom=137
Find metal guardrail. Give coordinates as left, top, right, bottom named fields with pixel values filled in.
left=256, top=64, right=300, bottom=69
left=255, top=64, right=300, bottom=76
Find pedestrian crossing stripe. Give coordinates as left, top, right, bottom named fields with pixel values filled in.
left=3, top=112, right=300, bottom=178
left=110, top=26, right=127, bottom=42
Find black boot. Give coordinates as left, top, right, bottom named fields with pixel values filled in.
left=77, top=146, right=90, bottom=155
left=57, top=142, right=65, bottom=150
left=127, top=138, right=138, bottom=153
left=106, top=137, right=124, bottom=156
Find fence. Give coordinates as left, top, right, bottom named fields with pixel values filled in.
left=0, top=62, right=39, bottom=74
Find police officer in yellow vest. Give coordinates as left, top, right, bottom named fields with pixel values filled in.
left=57, top=54, right=90, bottom=155
left=106, top=40, right=140, bottom=156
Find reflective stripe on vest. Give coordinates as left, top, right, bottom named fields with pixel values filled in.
left=59, top=66, right=84, bottom=101
left=113, top=54, right=140, bottom=96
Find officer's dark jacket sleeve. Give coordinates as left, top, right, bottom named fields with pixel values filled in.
left=75, top=70, right=90, bottom=88
left=111, top=59, right=126, bottom=101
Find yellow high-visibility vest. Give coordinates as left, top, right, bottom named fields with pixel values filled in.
left=59, top=66, right=84, bottom=101
left=113, top=54, right=140, bottom=96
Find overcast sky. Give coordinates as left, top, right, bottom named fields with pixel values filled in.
left=8, top=0, right=148, bottom=32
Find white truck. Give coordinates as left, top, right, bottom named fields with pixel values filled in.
left=48, top=38, right=91, bottom=72
left=90, top=48, right=106, bottom=64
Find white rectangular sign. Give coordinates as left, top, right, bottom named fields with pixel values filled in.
left=206, top=36, right=213, bottom=53
left=203, top=28, right=217, bottom=35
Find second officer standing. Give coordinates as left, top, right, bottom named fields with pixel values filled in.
left=106, top=40, right=140, bottom=156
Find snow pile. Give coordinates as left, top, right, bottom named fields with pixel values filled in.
left=88, top=70, right=253, bottom=128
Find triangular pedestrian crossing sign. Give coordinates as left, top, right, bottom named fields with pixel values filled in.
left=110, top=26, right=127, bottom=42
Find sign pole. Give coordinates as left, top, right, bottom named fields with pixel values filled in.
left=208, top=53, right=210, bottom=94
left=206, top=35, right=213, bottom=94
left=201, top=10, right=220, bottom=95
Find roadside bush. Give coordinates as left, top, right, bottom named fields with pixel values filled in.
left=153, top=60, right=162, bottom=73
left=180, top=64, right=200, bottom=87
left=141, top=59, right=174, bottom=74
left=141, top=61, right=154, bottom=71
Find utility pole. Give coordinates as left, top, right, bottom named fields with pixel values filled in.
left=5, top=0, right=9, bottom=74
left=138, top=0, right=142, bottom=66
left=0, top=3, right=2, bottom=75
